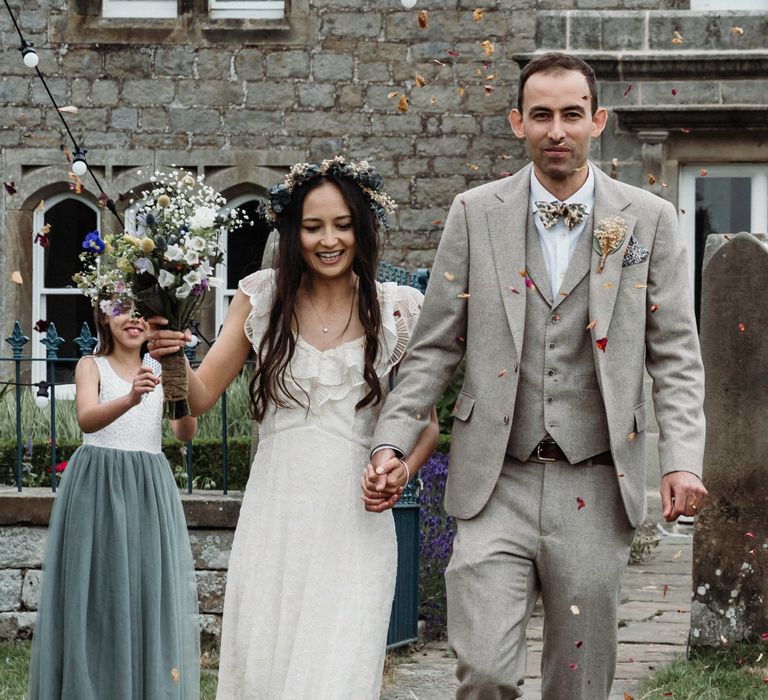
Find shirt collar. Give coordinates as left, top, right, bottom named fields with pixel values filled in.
left=530, top=164, right=596, bottom=213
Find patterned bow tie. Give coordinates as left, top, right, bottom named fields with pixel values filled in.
left=535, top=200, right=587, bottom=230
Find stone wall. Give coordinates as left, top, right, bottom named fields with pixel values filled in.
left=0, top=487, right=241, bottom=643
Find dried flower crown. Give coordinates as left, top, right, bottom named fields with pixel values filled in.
left=263, top=156, right=397, bottom=229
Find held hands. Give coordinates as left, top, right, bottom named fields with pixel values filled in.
left=145, top=316, right=191, bottom=360
left=128, top=366, right=160, bottom=406
left=661, top=471, right=709, bottom=522
left=361, top=449, right=408, bottom=513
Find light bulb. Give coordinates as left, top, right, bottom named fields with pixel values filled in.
left=35, top=394, right=49, bottom=408
left=20, top=41, right=39, bottom=68
left=72, top=148, right=88, bottom=176
left=400, top=0, right=417, bottom=7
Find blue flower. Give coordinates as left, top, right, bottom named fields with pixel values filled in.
left=82, top=230, right=105, bottom=254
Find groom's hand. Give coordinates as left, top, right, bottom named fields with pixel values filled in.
left=361, top=462, right=402, bottom=513
left=661, top=471, right=708, bottom=522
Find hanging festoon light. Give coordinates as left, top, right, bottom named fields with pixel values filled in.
left=71, top=147, right=88, bottom=177
left=400, top=0, right=418, bottom=7
left=20, top=38, right=39, bottom=68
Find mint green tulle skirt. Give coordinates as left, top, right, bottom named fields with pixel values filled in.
left=27, top=445, right=200, bottom=699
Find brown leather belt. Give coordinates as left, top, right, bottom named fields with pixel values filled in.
left=531, top=439, right=613, bottom=466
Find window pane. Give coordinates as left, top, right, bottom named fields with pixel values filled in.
left=45, top=295, right=95, bottom=385
left=226, top=200, right=271, bottom=289
left=44, top=199, right=97, bottom=289
left=694, top=176, right=752, bottom=320
left=102, top=0, right=177, bottom=18
left=209, top=0, right=285, bottom=19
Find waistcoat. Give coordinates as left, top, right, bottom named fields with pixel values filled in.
left=506, top=212, right=611, bottom=463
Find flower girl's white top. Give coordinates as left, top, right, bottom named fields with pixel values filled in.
left=82, top=355, right=163, bottom=454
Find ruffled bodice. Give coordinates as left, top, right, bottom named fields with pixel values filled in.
left=238, top=268, right=423, bottom=449
left=82, top=356, right=164, bottom=454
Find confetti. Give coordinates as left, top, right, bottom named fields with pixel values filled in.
left=448, top=50, right=461, bottom=57
left=570, top=605, right=580, bottom=615
left=457, top=86, right=466, bottom=97
left=444, top=271, right=456, bottom=281
left=40, top=224, right=51, bottom=235
left=481, top=40, right=494, bottom=57
left=508, top=285, right=520, bottom=295
left=457, top=292, right=470, bottom=299
left=671, top=88, right=678, bottom=96
left=576, top=640, right=583, bottom=649
left=58, top=105, right=78, bottom=114
left=623, top=84, right=633, bottom=98
left=430, top=95, right=438, bottom=106
left=519, top=269, right=527, bottom=277
left=596, top=337, right=608, bottom=352
left=170, top=668, right=180, bottom=684
left=618, top=472, right=625, bottom=477
left=68, top=172, right=83, bottom=194
left=415, top=74, right=427, bottom=88
left=11, top=271, right=23, bottom=285
left=569, top=663, right=578, bottom=670
left=647, top=173, right=656, bottom=186
left=731, top=26, right=744, bottom=36
left=485, top=74, right=495, bottom=81
left=430, top=219, right=443, bottom=225
left=417, top=9, right=428, bottom=28
left=700, top=168, right=708, bottom=177
left=624, top=694, right=635, bottom=700
left=397, top=95, right=409, bottom=113
left=35, top=199, right=45, bottom=212
left=720, top=635, right=728, bottom=645
left=434, top=59, right=446, bottom=66
left=650, top=304, right=660, bottom=313
left=499, top=171, right=514, bottom=178
left=3, top=181, right=16, bottom=195
left=586, top=320, right=598, bottom=330
left=62, top=147, right=72, bottom=165
left=33, top=319, right=51, bottom=333
left=603, top=282, right=614, bottom=289
left=498, top=368, right=507, bottom=377
left=34, top=232, right=50, bottom=248
left=760, top=632, right=768, bottom=641
left=672, top=30, right=683, bottom=45
left=484, top=85, right=495, bottom=95
left=524, top=277, right=534, bottom=290
left=745, top=531, right=755, bottom=538
left=673, top=550, right=682, bottom=559
left=473, top=8, right=485, bottom=21
left=627, top=432, right=637, bottom=441
left=681, top=127, right=693, bottom=134
left=577, top=497, right=586, bottom=510
left=387, top=91, right=399, bottom=99
left=559, top=290, right=569, bottom=297
left=466, top=162, right=479, bottom=171
left=663, top=583, right=669, bottom=598
left=738, top=322, right=746, bottom=332
left=97, top=192, right=110, bottom=208
left=634, top=283, right=648, bottom=288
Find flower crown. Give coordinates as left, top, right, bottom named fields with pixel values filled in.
left=262, top=156, right=397, bottom=229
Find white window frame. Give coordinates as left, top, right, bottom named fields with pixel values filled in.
left=32, top=194, right=101, bottom=399
left=679, top=163, right=768, bottom=297
left=209, top=0, right=285, bottom=20
left=102, top=0, right=178, bottom=19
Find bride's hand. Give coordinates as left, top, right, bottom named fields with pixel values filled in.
left=361, top=464, right=403, bottom=513
left=145, top=316, right=191, bottom=359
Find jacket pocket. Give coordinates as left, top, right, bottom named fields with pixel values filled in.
left=577, top=374, right=600, bottom=391
left=451, top=392, right=476, bottom=422
left=633, top=400, right=648, bottom=433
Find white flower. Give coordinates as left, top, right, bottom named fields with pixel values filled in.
left=199, top=260, right=213, bottom=276
left=99, top=299, right=112, bottom=314
left=158, top=270, right=176, bottom=288
left=208, top=276, right=224, bottom=288
left=186, top=236, right=206, bottom=252
left=183, top=249, right=200, bottom=266
left=164, top=244, right=183, bottom=261
left=188, top=206, right=217, bottom=231
left=175, top=283, right=192, bottom=299
left=184, top=270, right=202, bottom=287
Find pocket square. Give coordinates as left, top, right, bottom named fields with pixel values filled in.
left=622, top=234, right=649, bottom=267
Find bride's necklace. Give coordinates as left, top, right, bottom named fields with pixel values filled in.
left=304, top=287, right=356, bottom=334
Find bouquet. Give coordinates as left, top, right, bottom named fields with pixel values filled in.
left=75, top=169, right=248, bottom=418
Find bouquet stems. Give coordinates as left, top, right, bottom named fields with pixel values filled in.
left=160, top=348, right=190, bottom=420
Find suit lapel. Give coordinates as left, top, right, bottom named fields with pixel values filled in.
left=524, top=218, right=554, bottom=306
left=551, top=211, right=594, bottom=312
left=588, top=168, right=637, bottom=348
left=487, top=166, right=532, bottom=360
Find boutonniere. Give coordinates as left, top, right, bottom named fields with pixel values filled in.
left=593, top=216, right=628, bottom=273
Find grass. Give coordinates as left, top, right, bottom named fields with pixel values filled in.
left=0, top=642, right=218, bottom=699
left=636, top=642, right=768, bottom=699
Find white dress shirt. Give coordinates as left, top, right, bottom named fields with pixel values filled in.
left=530, top=165, right=595, bottom=300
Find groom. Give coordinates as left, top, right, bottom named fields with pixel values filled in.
left=371, top=52, right=707, bottom=699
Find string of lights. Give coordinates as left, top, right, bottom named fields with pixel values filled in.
left=2, top=0, right=124, bottom=229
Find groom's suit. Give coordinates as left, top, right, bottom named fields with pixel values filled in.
left=373, top=163, right=705, bottom=698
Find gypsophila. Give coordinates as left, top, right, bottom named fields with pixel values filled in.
left=262, top=156, right=397, bottom=230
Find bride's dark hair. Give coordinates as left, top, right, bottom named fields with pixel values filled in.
left=249, top=175, right=383, bottom=421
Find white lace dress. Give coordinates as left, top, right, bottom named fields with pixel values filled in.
left=215, top=269, right=423, bottom=700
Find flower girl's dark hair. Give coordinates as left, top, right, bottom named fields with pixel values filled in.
left=249, top=174, right=383, bottom=421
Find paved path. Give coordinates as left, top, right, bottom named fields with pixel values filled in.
left=382, top=525, right=693, bottom=700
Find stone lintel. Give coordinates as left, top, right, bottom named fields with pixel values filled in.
left=513, top=52, right=768, bottom=80
left=615, top=106, right=768, bottom=133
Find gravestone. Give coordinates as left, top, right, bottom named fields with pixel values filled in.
left=690, top=232, right=768, bottom=647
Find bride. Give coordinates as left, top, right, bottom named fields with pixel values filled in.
left=149, top=156, right=438, bottom=699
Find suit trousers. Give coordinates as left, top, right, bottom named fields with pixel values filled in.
left=445, top=455, right=635, bottom=700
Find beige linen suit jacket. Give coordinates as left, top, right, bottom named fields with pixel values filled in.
left=372, top=164, right=705, bottom=527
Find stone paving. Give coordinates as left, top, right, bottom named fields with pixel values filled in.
left=382, top=526, right=693, bottom=700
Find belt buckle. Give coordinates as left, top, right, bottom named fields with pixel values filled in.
left=536, top=441, right=557, bottom=462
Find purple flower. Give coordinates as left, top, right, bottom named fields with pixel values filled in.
left=191, top=279, right=210, bottom=296
left=82, top=230, right=105, bottom=254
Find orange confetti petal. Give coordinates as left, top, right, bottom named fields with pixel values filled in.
left=58, top=105, right=78, bottom=114
left=387, top=91, right=399, bottom=99
left=457, top=86, right=466, bottom=97
left=603, top=282, right=614, bottom=289
left=415, top=74, right=427, bottom=88
left=466, top=162, right=479, bottom=171
left=472, top=8, right=485, bottom=21
left=627, top=432, right=637, bottom=441
left=457, top=292, right=470, bottom=299
left=634, top=283, right=648, bottom=289
left=700, top=168, right=708, bottom=177
left=519, top=269, right=527, bottom=277
left=484, top=84, right=495, bottom=95
left=731, top=26, right=744, bottom=36
left=672, top=30, right=683, bottom=45
left=11, top=270, right=23, bottom=285
left=586, top=320, right=598, bottom=330
left=397, top=95, right=409, bottom=113
left=481, top=39, right=494, bottom=57
left=35, top=199, right=45, bottom=212
left=647, top=173, right=656, bottom=186
left=443, top=271, right=456, bottom=281
left=418, top=9, right=428, bottom=29
left=430, top=219, right=443, bottom=225
left=430, top=95, right=438, bottom=106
